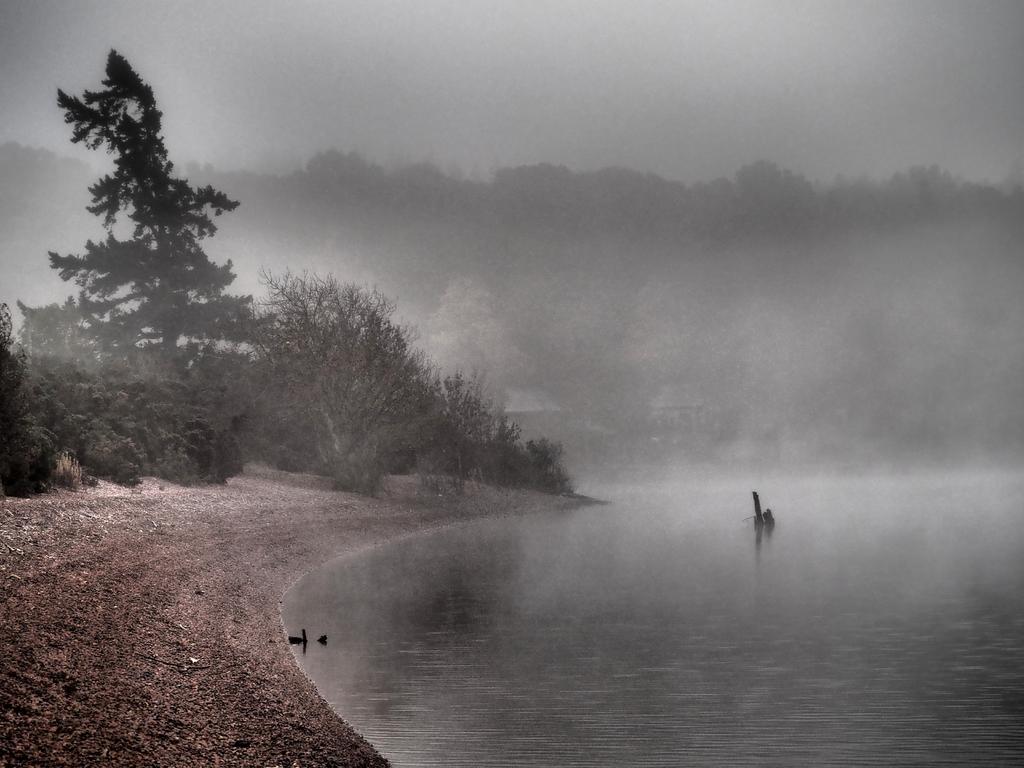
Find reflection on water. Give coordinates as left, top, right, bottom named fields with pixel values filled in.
left=284, top=470, right=1024, bottom=766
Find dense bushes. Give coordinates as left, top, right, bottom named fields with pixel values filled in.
left=408, top=371, right=574, bottom=494
left=248, top=272, right=434, bottom=493
left=7, top=279, right=572, bottom=496
left=23, top=354, right=245, bottom=487
left=0, top=304, right=54, bottom=495
left=521, top=438, right=573, bottom=494
left=245, top=273, right=572, bottom=495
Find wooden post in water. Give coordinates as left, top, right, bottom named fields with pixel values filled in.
left=752, top=491, right=764, bottom=527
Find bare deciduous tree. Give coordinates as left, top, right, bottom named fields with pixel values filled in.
left=252, top=271, right=430, bottom=492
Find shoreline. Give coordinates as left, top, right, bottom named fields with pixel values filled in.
left=0, top=466, right=589, bottom=767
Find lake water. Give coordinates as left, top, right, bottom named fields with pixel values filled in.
left=283, top=469, right=1024, bottom=766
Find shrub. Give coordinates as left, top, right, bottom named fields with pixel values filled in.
left=52, top=451, right=83, bottom=490
left=330, top=440, right=387, bottom=495
left=524, top=438, right=574, bottom=495
left=413, top=372, right=574, bottom=495
left=83, top=426, right=143, bottom=486
left=251, top=272, right=433, bottom=493
left=25, top=353, right=247, bottom=486
left=0, top=426, right=55, bottom=497
left=152, top=447, right=200, bottom=486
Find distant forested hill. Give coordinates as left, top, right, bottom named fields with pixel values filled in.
left=5, top=142, right=1022, bottom=467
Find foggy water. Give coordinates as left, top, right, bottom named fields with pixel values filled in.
left=284, top=470, right=1024, bottom=766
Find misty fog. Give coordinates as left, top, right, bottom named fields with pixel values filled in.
left=3, top=3, right=1024, bottom=766
left=4, top=140, right=1021, bottom=474
left=4, top=2, right=1024, bottom=478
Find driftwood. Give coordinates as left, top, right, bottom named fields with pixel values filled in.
left=133, top=651, right=213, bottom=672
left=751, top=492, right=777, bottom=529
left=1, top=537, right=24, bottom=554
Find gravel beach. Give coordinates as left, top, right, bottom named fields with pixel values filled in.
left=0, top=466, right=585, bottom=767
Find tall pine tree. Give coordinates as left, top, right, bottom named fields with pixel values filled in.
left=49, top=50, right=248, bottom=356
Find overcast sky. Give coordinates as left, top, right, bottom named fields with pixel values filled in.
left=1, top=0, right=1022, bottom=182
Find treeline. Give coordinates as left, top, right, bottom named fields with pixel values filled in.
left=199, top=151, right=1024, bottom=246
left=0, top=51, right=571, bottom=498
left=242, top=271, right=570, bottom=494
left=9, top=141, right=1022, bottom=281
left=1, top=280, right=571, bottom=497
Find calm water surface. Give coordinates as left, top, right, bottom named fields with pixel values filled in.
left=284, top=470, right=1024, bottom=766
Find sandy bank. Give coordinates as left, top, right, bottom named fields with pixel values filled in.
left=0, top=466, right=587, bottom=767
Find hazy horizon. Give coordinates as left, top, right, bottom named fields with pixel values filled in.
left=2, top=1, right=1022, bottom=183
left=2, top=1, right=1023, bottom=473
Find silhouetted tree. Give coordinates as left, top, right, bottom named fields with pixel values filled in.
left=48, top=50, right=248, bottom=356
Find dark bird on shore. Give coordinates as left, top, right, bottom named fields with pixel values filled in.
left=288, top=628, right=308, bottom=645
left=317, top=634, right=328, bottom=645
